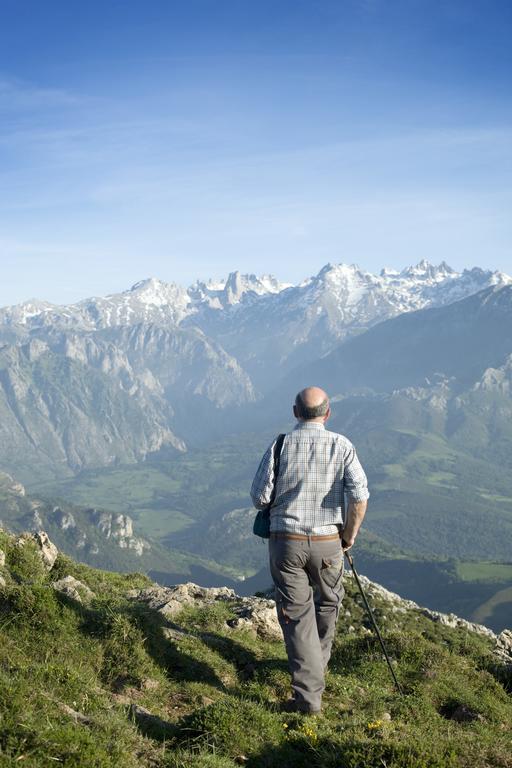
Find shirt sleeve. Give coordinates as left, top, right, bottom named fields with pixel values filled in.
left=343, top=442, right=370, bottom=502
left=250, top=439, right=277, bottom=510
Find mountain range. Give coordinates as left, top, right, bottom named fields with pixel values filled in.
left=0, top=259, right=510, bottom=477
left=1, top=260, right=512, bottom=631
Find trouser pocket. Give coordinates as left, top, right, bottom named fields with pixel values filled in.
left=320, top=551, right=344, bottom=589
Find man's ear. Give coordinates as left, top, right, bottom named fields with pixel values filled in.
left=293, top=404, right=298, bottom=418
left=323, top=407, right=331, bottom=422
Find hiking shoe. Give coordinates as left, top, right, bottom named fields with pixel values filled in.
left=281, top=699, right=321, bottom=715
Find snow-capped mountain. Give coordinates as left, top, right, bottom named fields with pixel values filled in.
left=282, top=259, right=510, bottom=326
left=0, top=272, right=291, bottom=331
left=1, top=258, right=512, bottom=513
left=183, top=261, right=512, bottom=388
left=1, top=259, right=509, bottom=392
left=189, top=272, right=291, bottom=310
left=1, top=261, right=509, bottom=338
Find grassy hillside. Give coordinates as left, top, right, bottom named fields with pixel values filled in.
left=0, top=530, right=511, bottom=767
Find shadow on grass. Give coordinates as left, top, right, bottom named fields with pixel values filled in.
left=199, top=631, right=288, bottom=679
left=126, top=601, right=229, bottom=690
left=57, top=593, right=227, bottom=691
left=243, top=735, right=461, bottom=768
left=130, top=605, right=291, bottom=709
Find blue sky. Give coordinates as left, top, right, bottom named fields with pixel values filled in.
left=1, top=0, right=511, bottom=305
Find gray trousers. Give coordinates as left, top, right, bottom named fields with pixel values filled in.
left=269, top=535, right=345, bottom=712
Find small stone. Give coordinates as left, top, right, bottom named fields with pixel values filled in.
left=200, top=696, right=215, bottom=706
left=129, top=704, right=175, bottom=739
left=0, top=549, right=5, bottom=567
left=52, top=575, right=95, bottom=604
left=450, top=705, right=483, bottom=723
left=59, top=703, right=93, bottom=725
left=381, top=712, right=392, bottom=722
left=163, top=626, right=190, bottom=642
left=348, top=625, right=356, bottom=633
left=0, top=574, right=6, bottom=589
left=140, top=678, right=160, bottom=691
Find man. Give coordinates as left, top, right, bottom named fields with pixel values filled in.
left=250, top=386, right=369, bottom=714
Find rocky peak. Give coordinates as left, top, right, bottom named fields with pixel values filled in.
left=474, top=354, right=512, bottom=394
left=90, top=510, right=150, bottom=556
left=0, top=472, right=26, bottom=497
left=398, top=259, right=456, bottom=281
left=0, top=298, right=55, bottom=326
left=190, top=270, right=290, bottom=309
left=380, top=266, right=400, bottom=278
left=127, top=278, right=190, bottom=309
left=224, top=271, right=244, bottom=304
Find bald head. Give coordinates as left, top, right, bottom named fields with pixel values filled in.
left=294, top=386, right=330, bottom=421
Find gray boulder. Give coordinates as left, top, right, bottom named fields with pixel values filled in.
left=52, top=575, right=95, bottom=604
left=129, top=581, right=283, bottom=641
left=128, top=582, right=236, bottom=618
left=495, top=629, right=512, bottom=665
left=15, top=531, right=59, bottom=570
left=228, top=598, right=282, bottom=641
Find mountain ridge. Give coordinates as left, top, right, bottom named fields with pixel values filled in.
left=2, top=260, right=509, bottom=333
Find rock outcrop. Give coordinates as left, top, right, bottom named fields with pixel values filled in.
left=90, top=510, right=150, bottom=556
left=128, top=583, right=237, bottom=619
left=15, top=531, right=59, bottom=570
left=52, top=575, right=95, bottom=604
left=1, top=528, right=510, bottom=675
left=354, top=573, right=496, bottom=639
left=128, top=576, right=511, bottom=669
left=128, top=582, right=282, bottom=641
left=495, top=629, right=512, bottom=668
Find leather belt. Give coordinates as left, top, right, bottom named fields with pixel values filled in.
left=270, top=532, right=341, bottom=542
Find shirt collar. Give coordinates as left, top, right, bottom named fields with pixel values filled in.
left=294, top=421, right=326, bottom=431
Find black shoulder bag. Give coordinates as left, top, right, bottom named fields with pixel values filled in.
left=252, top=433, right=286, bottom=539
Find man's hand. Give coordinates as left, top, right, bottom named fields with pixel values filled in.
left=342, top=500, right=367, bottom=551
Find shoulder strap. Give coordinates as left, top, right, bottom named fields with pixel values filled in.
left=268, top=433, right=286, bottom=508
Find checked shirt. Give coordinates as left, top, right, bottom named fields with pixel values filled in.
left=250, top=421, right=369, bottom=535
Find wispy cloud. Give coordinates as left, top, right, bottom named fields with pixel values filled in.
left=0, top=76, right=80, bottom=112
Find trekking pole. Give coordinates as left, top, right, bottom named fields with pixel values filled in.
left=343, top=545, right=404, bottom=696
